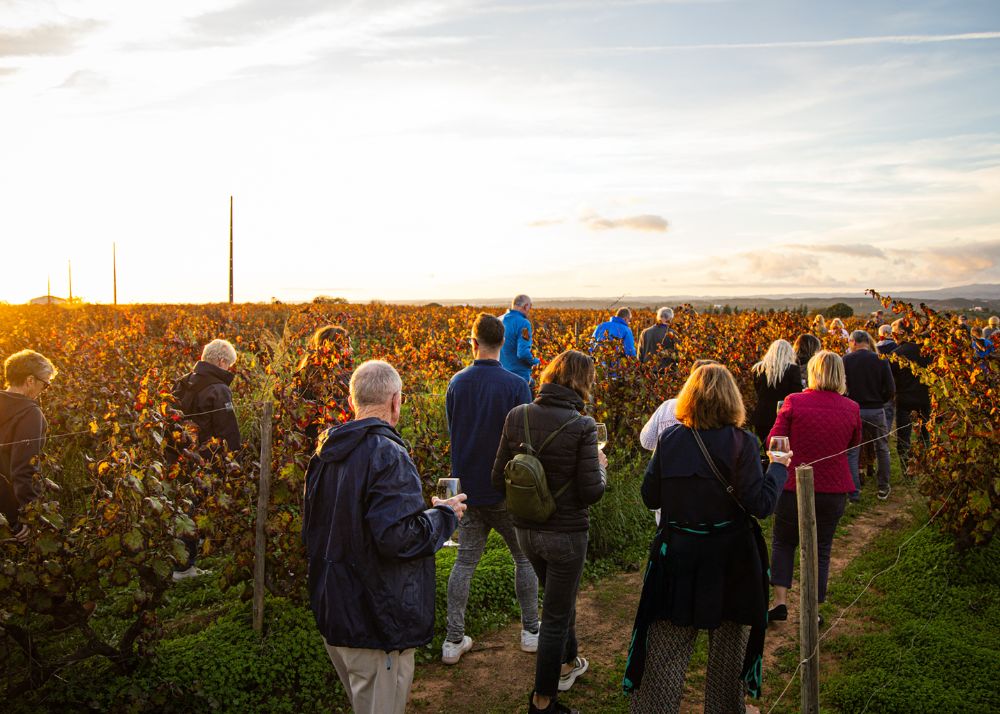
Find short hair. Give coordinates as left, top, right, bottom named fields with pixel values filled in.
left=539, top=350, right=595, bottom=403
left=990, top=316, right=999, bottom=327
left=656, top=307, right=674, bottom=322
left=675, top=364, right=746, bottom=430
left=615, top=307, right=631, bottom=319
left=4, top=349, right=57, bottom=388
left=349, top=360, right=402, bottom=408
left=308, top=325, right=348, bottom=350
left=472, top=313, right=504, bottom=348
left=878, top=324, right=892, bottom=337
left=807, top=350, right=846, bottom=394
left=202, top=339, right=238, bottom=367
left=512, top=294, right=532, bottom=309
left=849, top=330, right=873, bottom=347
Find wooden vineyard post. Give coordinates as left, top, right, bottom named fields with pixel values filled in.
left=253, top=401, right=273, bottom=633
left=796, top=464, right=820, bottom=713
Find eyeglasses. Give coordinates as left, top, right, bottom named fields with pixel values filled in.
left=399, top=392, right=408, bottom=405
left=32, top=374, right=51, bottom=391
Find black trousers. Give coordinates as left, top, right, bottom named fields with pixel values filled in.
left=770, top=490, right=846, bottom=603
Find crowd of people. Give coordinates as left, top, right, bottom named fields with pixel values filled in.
left=2, top=297, right=996, bottom=714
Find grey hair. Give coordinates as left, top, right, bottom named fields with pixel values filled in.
left=201, top=339, right=238, bottom=367
left=512, top=294, right=532, bottom=309
left=350, top=360, right=403, bottom=408
left=850, top=330, right=872, bottom=347
left=657, top=307, right=674, bottom=322
left=878, top=324, right=892, bottom=337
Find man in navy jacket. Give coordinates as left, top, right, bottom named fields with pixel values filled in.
left=442, top=314, right=538, bottom=665
left=303, top=360, right=466, bottom=714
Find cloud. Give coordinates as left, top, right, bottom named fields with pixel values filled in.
left=582, top=213, right=669, bottom=232
left=185, top=0, right=330, bottom=45
left=0, top=67, right=17, bottom=76
left=785, top=243, right=887, bottom=259
left=0, top=19, right=102, bottom=57
left=56, top=70, right=109, bottom=92
left=527, top=218, right=565, bottom=227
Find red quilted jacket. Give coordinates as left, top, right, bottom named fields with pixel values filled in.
left=768, top=389, right=861, bottom=493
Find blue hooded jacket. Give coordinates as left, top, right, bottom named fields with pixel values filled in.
left=593, top=315, right=637, bottom=357
left=500, top=309, right=540, bottom=381
left=303, top=417, right=457, bottom=651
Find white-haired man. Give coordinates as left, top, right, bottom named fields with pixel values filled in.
left=638, top=307, right=678, bottom=371
left=303, top=360, right=466, bottom=714
left=500, top=294, right=541, bottom=384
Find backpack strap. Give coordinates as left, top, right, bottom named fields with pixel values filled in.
left=521, top=407, right=584, bottom=500
left=690, top=427, right=746, bottom=513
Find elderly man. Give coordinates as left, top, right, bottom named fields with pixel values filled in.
left=303, top=360, right=466, bottom=714
left=593, top=307, right=637, bottom=358
left=0, top=349, right=57, bottom=543
left=500, top=294, right=541, bottom=384
left=844, top=330, right=895, bottom=501
left=638, top=307, right=678, bottom=371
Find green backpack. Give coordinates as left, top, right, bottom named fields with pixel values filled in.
left=504, top=406, right=582, bottom=523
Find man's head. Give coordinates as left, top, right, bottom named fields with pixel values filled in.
left=201, top=339, right=238, bottom=370
left=511, top=294, right=532, bottom=313
left=878, top=324, right=892, bottom=339
left=891, top=318, right=910, bottom=338
left=349, top=360, right=403, bottom=426
left=958, top=314, right=969, bottom=325
left=848, top=330, right=873, bottom=352
left=615, top=307, right=631, bottom=322
left=3, top=349, right=57, bottom=398
left=990, top=316, right=999, bottom=328
left=470, top=313, right=504, bottom=359
left=656, top=307, right=674, bottom=324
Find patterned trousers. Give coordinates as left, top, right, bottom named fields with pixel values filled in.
left=629, top=620, right=750, bottom=714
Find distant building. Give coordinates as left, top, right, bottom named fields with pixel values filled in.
left=28, top=295, right=67, bottom=305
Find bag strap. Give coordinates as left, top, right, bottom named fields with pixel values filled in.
left=690, top=427, right=746, bottom=513
left=521, top=406, right=582, bottom=457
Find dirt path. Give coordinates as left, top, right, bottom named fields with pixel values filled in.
left=409, top=488, right=917, bottom=713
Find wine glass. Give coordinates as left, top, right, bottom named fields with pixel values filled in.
left=768, top=436, right=790, bottom=460
left=436, top=477, right=461, bottom=547
left=595, top=423, right=608, bottom=451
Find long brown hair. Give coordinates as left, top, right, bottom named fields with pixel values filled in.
left=675, top=363, right=746, bottom=430
left=539, top=350, right=595, bottom=403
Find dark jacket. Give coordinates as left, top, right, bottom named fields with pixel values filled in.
left=303, top=418, right=457, bottom=651
left=844, top=349, right=896, bottom=410
left=446, top=359, right=532, bottom=507
left=491, top=383, right=606, bottom=532
left=751, top=364, right=802, bottom=442
left=892, top=341, right=931, bottom=408
left=638, top=323, right=678, bottom=370
left=174, top=361, right=242, bottom=451
left=0, top=391, right=47, bottom=530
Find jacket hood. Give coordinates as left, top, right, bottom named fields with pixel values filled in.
left=193, top=360, right=235, bottom=386
left=0, top=390, right=40, bottom=424
left=536, top=382, right=585, bottom=412
left=316, top=417, right=406, bottom=463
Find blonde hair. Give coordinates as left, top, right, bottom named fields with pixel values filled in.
left=830, top=318, right=846, bottom=330
left=812, top=314, right=826, bottom=329
left=675, top=364, right=746, bottom=430
left=539, top=350, right=595, bottom=403
left=990, top=316, right=999, bottom=327
left=807, top=350, right=846, bottom=394
left=751, top=339, right=796, bottom=388
left=4, top=349, right=57, bottom=387
left=201, top=339, right=237, bottom=367
left=349, top=360, right=402, bottom=408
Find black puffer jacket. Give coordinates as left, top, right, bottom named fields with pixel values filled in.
left=492, top=383, right=606, bottom=532
left=174, top=361, right=242, bottom=451
left=892, top=341, right=931, bottom=408
left=0, top=391, right=47, bottom=529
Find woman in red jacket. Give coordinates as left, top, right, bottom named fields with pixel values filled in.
left=766, top=351, right=861, bottom=623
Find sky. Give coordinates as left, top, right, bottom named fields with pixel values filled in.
left=2, top=0, right=1000, bottom=304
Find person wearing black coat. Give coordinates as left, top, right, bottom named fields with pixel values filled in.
left=492, top=350, right=607, bottom=714
left=303, top=360, right=464, bottom=714
left=750, top=340, right=801, bottom=443
left=889, top=322, right=932, bottom=475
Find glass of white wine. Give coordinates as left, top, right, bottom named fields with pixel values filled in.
left=768, top=436, right=790, bottom=460
left=436, top=477, right=461, bottom=547
left=595, top=423, right=608, bottom=451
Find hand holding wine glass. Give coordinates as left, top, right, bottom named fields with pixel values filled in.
left=767, top=436, right=793, bottom=466
left=432, top=477, right=466, bottom=546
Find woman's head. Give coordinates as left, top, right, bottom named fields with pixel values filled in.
left=793, top=333, right=821, bottom=364
left=829, top=317, right=845, bottom=329
left=308, top=325, right=349, bottom=351
left=807, top=350, right=846, bottom=394
left=539, top=349, right=595, bottom=403
left=675, top=363, right=746, bottom=430
left=752, top=339, right=796, bottom=387
left=812, top=314, right=826, bottom=327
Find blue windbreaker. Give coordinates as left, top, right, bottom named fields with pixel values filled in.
left=500, top=309, right=540, bottom=381
left=593, top=316, right=637, bottom=357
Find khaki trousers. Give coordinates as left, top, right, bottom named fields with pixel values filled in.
left=324, top=641, right=415, bottom=714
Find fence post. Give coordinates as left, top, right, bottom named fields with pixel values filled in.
left=796, top=464, right=820, bottom=713
left=253, top=401, right=273, bottom=633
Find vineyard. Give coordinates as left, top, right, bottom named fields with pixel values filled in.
left=1, top=296, right=997, bottom=712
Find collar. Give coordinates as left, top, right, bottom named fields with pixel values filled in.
left=473, top=359, right=502, bottom=367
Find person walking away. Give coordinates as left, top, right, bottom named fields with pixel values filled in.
left=592, top=308, right=637, bottom=358
left=766, top=351, right=860, bottom=625
left=792, top=334, right=821, bottom=389
left=843, top=331, right=895, bottom=500
left=624, top=364, right=789, bottom=714
left=828, top=318, right=849, bottom=341
left=303, top=360, right=466, bottom=714
left=890, top=320, right=931, bottom=476
left=0, top=350, right=57, bottom=544
left=749, top=340, right=801, bottom=444
left=875, top=324, right=898, bottom=434
left=442, top=314, right=539, bottom=664
left=501, top=294, right=542, bottom=385
left=638, top=307, right=678, bottom=372
left=492, top=350, right=607, bottom=714
left=811, top=315, right=828, bottom=336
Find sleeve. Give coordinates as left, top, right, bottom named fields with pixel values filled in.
left=445, top=382, right=455, bottom=437
left=9, top=409, right=45, bottom=508
left=638, top=329, right=650, bottom=364
left=516, top=321, right=540, bottom=366
left=592, top=323, right=606, bottom=342
left=732, top=431, right=788, bottom=518
left=881, top=360, right=896, bottom=404
left=208, top=385, right=242, bottom=452
left=366, top=449, right=457, bottom=560
left=640, top=401, right=667, bottom=451
left=573, top=419, right=606, bottom=506
left=640, top=447, right=661, bottom=509
left=517, top=380, right=532, bottom=406
left=624, top=328, right=637, bottom=358
left=491, top=409, right=517, bottom=494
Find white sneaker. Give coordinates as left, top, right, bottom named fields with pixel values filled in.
left=520, top=628, right=539, bottom=653
left=558, top=656, right=588, bottom=691
left=172, top=566, right=210, bottom=582
left=441, top=635, right=473, bottom=665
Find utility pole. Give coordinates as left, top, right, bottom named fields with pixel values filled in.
left=68, top=261, right=73, bottom=302
left=113, top=243, right=118, bottom=305
left=47, top=276, right=51, bottom=304
left=229, top=195, right=234, bottom=305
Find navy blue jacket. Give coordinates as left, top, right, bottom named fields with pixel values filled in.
left=303, top=417, right=457, bottom=652
left=446, top=359, right=532, bottom=507
left=500, top=309, right=540, bottom=381
left=593, top=316, right=637, bottom=357
left=844, top=348, right=895, bottom=410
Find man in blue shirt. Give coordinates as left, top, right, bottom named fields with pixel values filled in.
left=500, top=294, right=541, bottom=383
left=442, top=313, right=539, bottom=665
left=593, top=307, right=637, bottom=358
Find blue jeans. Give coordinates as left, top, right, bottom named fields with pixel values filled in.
left=847, top=409, right=891, bottom=494
left=445, top=503, right=539, bottom=641
left=516, top=528, right=589, bottom=698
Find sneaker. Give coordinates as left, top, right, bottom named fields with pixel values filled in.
left=528, top=693, right=578, bottom=714
left=520, top=628, right=539, bottom=653
left=768, top=604, right=788, bottom=622
left=441, top=635, right=473, bottom=665
left=557, top=656, right=588, bottom=692
left=877, top=486, right=891, bottom=501
left=172, top=566, right=210, bottom=582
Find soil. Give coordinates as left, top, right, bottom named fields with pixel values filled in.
left=408, top=488, right=917, bottom=714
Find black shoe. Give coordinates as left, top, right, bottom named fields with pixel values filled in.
left=528, top=693, right=578, bottom=714
left=818, top=614, right=825, bottom=628
left=768, top=604, right=788, bottom=622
